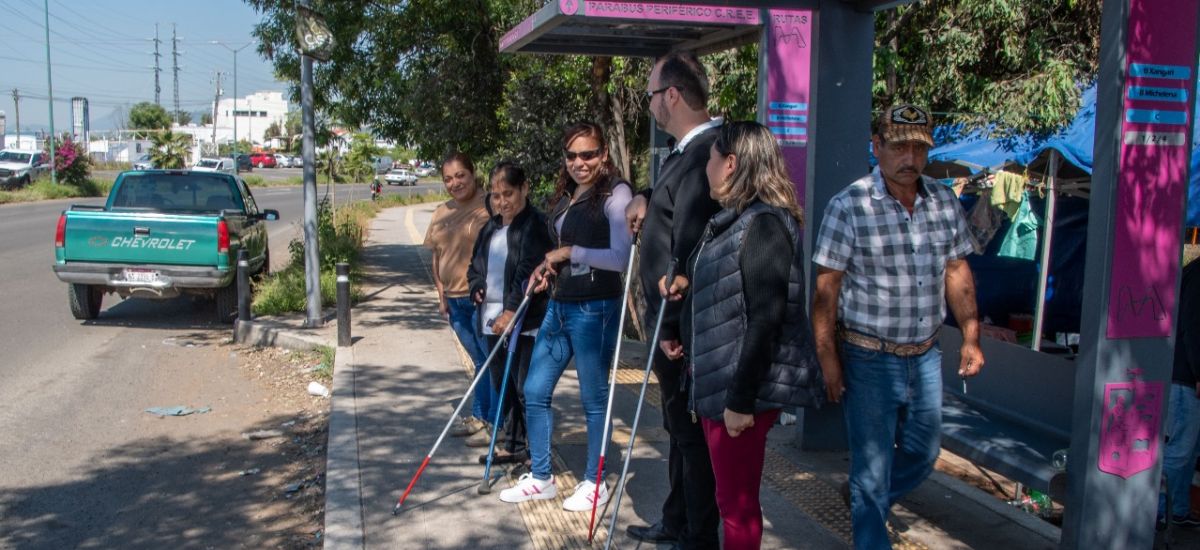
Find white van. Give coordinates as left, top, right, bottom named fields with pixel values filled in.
left=192, top=158, right=236, bottom=174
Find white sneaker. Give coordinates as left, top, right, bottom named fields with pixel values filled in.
left=499, top=473, right=557, bottom=503
left=562, top=480, right=609, bottom=512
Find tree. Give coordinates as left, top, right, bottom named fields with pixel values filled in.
left=344, top=132, right=384, bottom=183
left=149, top=131, right=193, bottom=169
left=875, top=0, right=1102, bottom=137
left=52, top=134, right=91, bottom=186
left=174, top=110, right=193, bottom=125
left=128, top=102, right=173, bottom=138
left=200, top=112, right=214, bottom=125
left=263, top=121, right=283, bottom=140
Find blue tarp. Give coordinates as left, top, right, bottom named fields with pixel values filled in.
left=928, top=85, right=1200, bottom=227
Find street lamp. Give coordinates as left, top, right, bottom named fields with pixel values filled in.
left=210, top=41, right=252, bottom=162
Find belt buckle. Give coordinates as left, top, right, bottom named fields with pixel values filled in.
left=893, top=343, right=919, bottom=356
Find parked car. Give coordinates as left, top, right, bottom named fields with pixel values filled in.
left=415, top=165, right=435, bottom=178
left=192, top=158, right=236, bottom=174
left=274, top=154, right=293, bottom=168
left=290, top=155, right=304, bottom=168
left=234, top=154, right=253, bottom=173
left=131, top=153, right=154, bottom=171
left=384, top=168, right=418, bottom=186
left=52, top=170, right=279, bottom=323
left=250, top=152, right=277, bottom=169
left=0, top=149, right=50, bottom=189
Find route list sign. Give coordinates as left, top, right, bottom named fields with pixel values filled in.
left=1107, top=0, right=1199, bottom=338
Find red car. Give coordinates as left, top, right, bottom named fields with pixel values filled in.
left=249, top=152, right=277, bottom=168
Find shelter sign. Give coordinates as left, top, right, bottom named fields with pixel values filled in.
left=764, top=9, right=812, bottom=200
left=1106, top=0, right=1198, bottom=338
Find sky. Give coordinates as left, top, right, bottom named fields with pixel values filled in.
left=0, top=0, right=285, bottom=134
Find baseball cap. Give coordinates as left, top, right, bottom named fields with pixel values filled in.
left=876, top=104, right=934, bottom=146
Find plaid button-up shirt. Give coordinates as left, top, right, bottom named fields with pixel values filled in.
left=813, top=168, right=975, bottom=343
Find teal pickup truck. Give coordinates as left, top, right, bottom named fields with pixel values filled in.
left=52, top=170, right=279, bottom=323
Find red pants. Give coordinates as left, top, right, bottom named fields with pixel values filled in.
left=701, top=409, right=781, bottom=550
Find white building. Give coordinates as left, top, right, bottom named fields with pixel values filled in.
left=186, top=90, right=289, bottom=147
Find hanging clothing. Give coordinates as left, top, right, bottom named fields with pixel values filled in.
left=991, top=170, right=1028, bottom=221
left=998, top=192, right=1041, bottom=260
left=966, top=196, right=1006, bottom=253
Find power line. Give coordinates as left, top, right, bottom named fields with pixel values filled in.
left=152, top=23, right=162, bottom=105
left=172, top=23, right=182, bottom=121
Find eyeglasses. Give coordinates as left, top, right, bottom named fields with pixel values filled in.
left=563, top=148, right=603, bottom=162
left=646, top=86, right=672, bottom=99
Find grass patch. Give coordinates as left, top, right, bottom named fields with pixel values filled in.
left=0, top=177, right=114, bottom=204
left=251, top=190, right=448, bottom=316
left=243, top=174, right=266, bottom=187
left=314, top=346, right=335, bottom=381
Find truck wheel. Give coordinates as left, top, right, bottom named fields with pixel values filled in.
left=68, top=284, right=103, bottom=320
left=215, top=284, right=238, bottom=324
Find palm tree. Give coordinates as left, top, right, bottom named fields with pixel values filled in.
left=149, top=131, right=193, bottom=169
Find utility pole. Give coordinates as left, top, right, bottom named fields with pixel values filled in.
left=211, top=71, right=223, bottom=156
left=43, top=0, right=56, bottom=185
left=151, top=24, right=162, bottom=106
left=11, top=89, right=19, bottom=146
left=171, top=24, right=181, bottom=124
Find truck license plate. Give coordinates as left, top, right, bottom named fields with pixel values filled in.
left=122, top=269, right=160, bottom=283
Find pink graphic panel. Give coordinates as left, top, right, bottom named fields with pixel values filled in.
left=765, top=9, right=812, bottom=206
left=1097, top=381, right=1163, bottom=478
left=583, top=2, right=760, bottom=25
left=1106, top=0, right=1199, bottom=338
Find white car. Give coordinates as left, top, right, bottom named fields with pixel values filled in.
left=191, top=158, right=236, bottom=174
left=132, top=153, right=154, bottom=171
left=274, top=154, right=293, bottom=168
left=415, top=166, right=435, bottom=177
left=291, top=155, right=304, bottom=168
left=0, top=149, right=50, bottom=189
left=384, top=168, right=418, bottom=186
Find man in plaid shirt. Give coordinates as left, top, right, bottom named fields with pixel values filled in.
left=811, top=104, right=985, bottom=550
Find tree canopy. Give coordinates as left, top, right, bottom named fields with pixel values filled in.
left=246, top=0, right=1102, bottom=187
left=128, top=102, right=173, bottom=138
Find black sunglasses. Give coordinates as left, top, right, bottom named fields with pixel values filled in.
left=563, top=148, right=603, bottom=162
left=646, top=85, right=673, bottom=99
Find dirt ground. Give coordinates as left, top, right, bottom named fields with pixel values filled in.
left=224, top=342, right=332, bottom=549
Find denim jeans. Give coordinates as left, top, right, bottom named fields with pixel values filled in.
left=842, top=342, right=943, bottom=550
left=524, top=297, right=620, bottom=481
left=1159, top=382, right=1200, bottom=519
left=446, top=296, right=497, bottom=423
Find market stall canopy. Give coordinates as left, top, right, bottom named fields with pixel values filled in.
left=928, top=84, right=1200, bottom=226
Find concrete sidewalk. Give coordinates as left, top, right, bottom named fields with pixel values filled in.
left=251, top=203, right=1071, bottom=549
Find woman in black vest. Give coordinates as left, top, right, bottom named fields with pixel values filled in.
left=499, top=122, right=634, bottom=512
left=467, top=162, right=554, bottom=465
left=660, top=121, right=824, bottom=549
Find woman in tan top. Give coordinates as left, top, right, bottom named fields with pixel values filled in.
left=424, top=152, right=496, bottom=443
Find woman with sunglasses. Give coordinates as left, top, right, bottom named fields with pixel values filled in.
left=660, top=121, right=825, bottom=549
left=499, top=122, right=633, bottom=512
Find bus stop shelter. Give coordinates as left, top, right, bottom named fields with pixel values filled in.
left=500, top=1, right=1200, bottom=548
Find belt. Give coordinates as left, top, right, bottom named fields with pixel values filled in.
left=838, top=328, right=938, bottom=357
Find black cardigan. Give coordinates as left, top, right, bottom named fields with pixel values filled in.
left=467, top=202, right=554, bottom=332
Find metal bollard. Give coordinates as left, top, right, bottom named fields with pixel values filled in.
left=237, top=249, right=252, bottom=322
left=336, top=262, right=351, bottom=346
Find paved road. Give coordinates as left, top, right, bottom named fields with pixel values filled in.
left=0, top=185, right=430, bottom=547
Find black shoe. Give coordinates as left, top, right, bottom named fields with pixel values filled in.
left=626, top=521, right=680, bottom=543
left=1172, top=513, right=1200, bottom=528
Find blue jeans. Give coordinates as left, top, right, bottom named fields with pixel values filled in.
left=524, top=297, right=620, bottom=481
left=842, top=342, right=943, bottom=550
left=1159, top=383, right=1200, bottom=519
left=446, top=296, right=497, bottom=423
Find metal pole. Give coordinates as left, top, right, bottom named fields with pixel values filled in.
left=237, top=248, right=252, bottom=322
left=233, top=51, right=238, bottom=158
left=1031, top=150, right=1059, bottom=352
left=43, top=0, right=56, bottom=185
left=301, top=52, right=322, bottom=327
left=336, top=262, right=350, bottom=346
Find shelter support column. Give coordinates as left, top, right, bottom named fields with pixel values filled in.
left=1062, top=0, right=1200, bottom=548
left=794, top=0, right=876, bottom=451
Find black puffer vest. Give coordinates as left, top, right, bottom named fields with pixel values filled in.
left=548, top=179, right=631, bottom=302
left=690, top=202, right=824, bottom=419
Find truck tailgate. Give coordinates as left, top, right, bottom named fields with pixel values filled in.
left=62, top=210, right=221, bottom=266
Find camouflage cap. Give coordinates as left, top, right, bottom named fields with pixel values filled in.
left=876, top=104, right=934, bottom=146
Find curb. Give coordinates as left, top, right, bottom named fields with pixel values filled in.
left=926, top=470, right=1061, bottom=544
left=233, top=315, right=336, bottom=352
left=323, top=345, right=365, bottom=550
